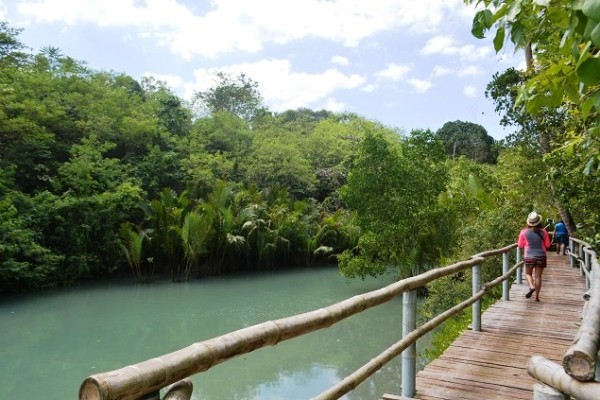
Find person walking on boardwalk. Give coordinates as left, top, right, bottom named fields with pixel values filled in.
left=517, top=212, right=551, bottom=302
left=553, top=219, right=569, bottom=255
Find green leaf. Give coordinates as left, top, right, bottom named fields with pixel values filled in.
left=510, top=22, right=526, bottom=47
left=526, top=94, right=544, bottom=115
left=507, top=0, right=523, bottom=22
left=472, top=9, right=494, bottom=39
left=574, top=11, right=589, bottom=36
left=594, top=90, right=600, bottom=109
left=573, top=0, right=586, bottom=10
left=583, top=154, right=598, bottom=175
left=493, top=27, right=506, bottom=52
left=491, top=3, right=508, bottom=23
left=583, top=16, right=599, bottom=38
left=563, top=71, right=581, bottom=103
left=583, top=0, right=600, bottom=20
left=581, top=96, right=595, bottom=120
left=577, top=57, right=600, bottom=85
left=576, top=41, right=593, bottom=68
left=591, top=21, right=600, bottom=46
left=549, top=85, right=563, bottom=107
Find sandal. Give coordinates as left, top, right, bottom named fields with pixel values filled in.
left=525, top=288, right=535, bottom=298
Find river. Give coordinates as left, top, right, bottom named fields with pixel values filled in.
left=0, top=266, right=432, bottom=399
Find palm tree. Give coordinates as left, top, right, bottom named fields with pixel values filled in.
left=141, top=188, right=192, bottom=280
left=119, top=222, right=148, bottom=282
left=179, top=210, right=213, bottom=281
left=205, top=181, right=245, bottom=273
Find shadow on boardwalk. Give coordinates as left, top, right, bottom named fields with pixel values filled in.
left=383, top=253, right=585, bottom=400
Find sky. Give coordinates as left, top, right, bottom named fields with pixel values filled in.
left=1, top=0, right=524, bottom=140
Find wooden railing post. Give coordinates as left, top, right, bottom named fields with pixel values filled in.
left=569, top=238, right=576, bottom=269
left=516, top=247, right=522, bottom=285
left=472, top=264, right=481, bottom=332
left=502, top=252, right=510, bottom=301
left=401, top=289, right=417, bottom=398
left=585, top=249, right=591, bottom=290
left=578, top=241, right=584, bottom=277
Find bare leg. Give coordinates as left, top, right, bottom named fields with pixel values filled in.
left=525, top=265, right=535, bottom=289
left=534, top=266, right=544, bottom=301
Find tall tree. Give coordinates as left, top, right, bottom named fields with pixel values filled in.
left=436, top=120, right=497, bottom=163
left=0, top=21, right=28, bottom=67
left=192, top=72, right=265, bottom=124
left=339, top=131, right=449, bottom=278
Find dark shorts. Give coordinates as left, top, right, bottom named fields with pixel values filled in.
left=524, top=256, right=547, bottom=268
left=555, top=234, right=568, bottom=244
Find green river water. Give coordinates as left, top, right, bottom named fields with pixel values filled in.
left=0, top=266, right=432, bottom=399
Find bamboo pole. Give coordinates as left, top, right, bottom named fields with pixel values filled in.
left=532, top=383, right=567, bottom=400
left=528, top=356, right=600, bottom=400
left=163, top=378, right=193, bottom=400
left=311, top=261, right=521, bottom=400
left=562, top=247, right=600, bottom=381
left=80, top=255, right=493, bottom=400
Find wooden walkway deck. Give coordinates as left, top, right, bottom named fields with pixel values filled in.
left=382, top=252, right=586, bottom=400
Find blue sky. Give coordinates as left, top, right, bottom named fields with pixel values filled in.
left=1, top=0, right=524, bottom=140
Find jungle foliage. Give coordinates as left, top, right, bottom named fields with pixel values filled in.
left=0, top=16, right=598, bottom=297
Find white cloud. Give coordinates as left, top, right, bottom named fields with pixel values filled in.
left=420, top=35, right=491, bottom=62
left=331, top=55, right=349, bottom=66
left=361, top=84, right=377, bottom=93
left=321, top=97, right=347, bottom=112
left=463, top=85, right=477, bottom=97
left=183, top=58, right=366, bottom=111
left=421, top=35, right=456, bottom=55
left=408, top=78, right=433, bottom=93
left=457, top=65, right=482, bottom=76
left=431, top=65, right=453, bottom=78
left=375, top=63, right=413, bottom=81
left=14, top=0, right=469, bottom=59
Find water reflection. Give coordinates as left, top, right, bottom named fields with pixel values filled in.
left=0, top=266, right=430, bottom=399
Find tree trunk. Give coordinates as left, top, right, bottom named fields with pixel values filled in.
left=547, top=181, right=577, bottom=237
left=525, top=41, right=533, bottom=70
left=556, top=205, right=577, bottom=236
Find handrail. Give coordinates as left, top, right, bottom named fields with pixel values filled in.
left=527, top=237, right=599, bottom=399
left=313, top=255, right=521, bottom=400
left=79, top=244, right=517, bottom=400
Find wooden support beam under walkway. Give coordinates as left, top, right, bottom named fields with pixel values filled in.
left=381, top=252, right=586, bottom=400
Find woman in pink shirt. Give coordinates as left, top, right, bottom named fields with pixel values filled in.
left=517, top=212, right=551, bottom=301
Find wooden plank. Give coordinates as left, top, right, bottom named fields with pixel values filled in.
left=381, top=253, right=586, bottom=400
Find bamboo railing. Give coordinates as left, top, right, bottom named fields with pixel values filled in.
left=80, top=244, right=521, bottom=400
left=527, top=237, right=600, bottom=399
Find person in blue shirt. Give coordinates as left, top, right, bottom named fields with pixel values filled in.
left=553, top=220, right=569, bottom=255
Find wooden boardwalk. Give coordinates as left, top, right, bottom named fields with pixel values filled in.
left=382, top=252, right=586, bottom=400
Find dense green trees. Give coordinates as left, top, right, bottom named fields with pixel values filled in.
left=435, top=120, right=497, bottom=163
left=1, top=16, right=598, bottom=295
left=339, top=129, right=451, bottom=278
left=0, top=22, right=366, bottom=291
